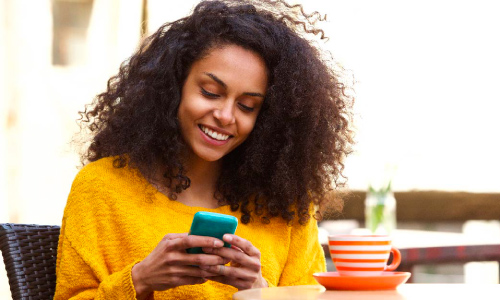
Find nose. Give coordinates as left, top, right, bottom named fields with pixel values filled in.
left=213, top=100, right=236, bottom=126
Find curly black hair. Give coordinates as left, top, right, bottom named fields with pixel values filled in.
left=79, top=0, right=354, bottom=225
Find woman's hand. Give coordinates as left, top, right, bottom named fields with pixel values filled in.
left=131, top=233, right=230, bottom=299
left=200, top=234, right=268, bottom=290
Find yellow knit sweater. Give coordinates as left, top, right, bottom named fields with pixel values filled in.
left=54, top=157, right=326, bottom=299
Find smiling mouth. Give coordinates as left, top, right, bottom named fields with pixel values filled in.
left=199, top=125, right=232, bottom=141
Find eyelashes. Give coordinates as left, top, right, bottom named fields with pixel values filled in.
left=200, top=87, right=219, bottom=99
left=200, top=87, right=255, bottom=112
left=238, top=103, right=254, bottom=112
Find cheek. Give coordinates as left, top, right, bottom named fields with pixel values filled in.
left=177, top=103, right=195, bottom=138
left=182, top=93, right=213, bottom=117
left=239, top=116, right=259, bottom=137
left=176, top=106, right=187, bottom=129
left=178, top=98, right=202, bottom=123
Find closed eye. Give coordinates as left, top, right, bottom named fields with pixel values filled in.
left=238, top=103, right=254, bottom=112
left=200, top=87, right=220, bottom=99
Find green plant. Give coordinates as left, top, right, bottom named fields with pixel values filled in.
left=367, top=181, right=393, bottom=233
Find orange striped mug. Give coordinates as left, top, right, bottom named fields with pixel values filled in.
left=328, top=235, right=401, bottom=276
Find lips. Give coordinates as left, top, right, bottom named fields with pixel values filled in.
left=199, top=125, right=232, bottom=141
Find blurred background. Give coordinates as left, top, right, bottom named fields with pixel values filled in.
left=1, top=0, right=500, bottom=296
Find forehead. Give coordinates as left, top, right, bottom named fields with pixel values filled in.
left=189, top=44, right=268, bottom=91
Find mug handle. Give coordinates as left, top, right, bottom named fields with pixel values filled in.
left=385, top=246, right=401, bottom=271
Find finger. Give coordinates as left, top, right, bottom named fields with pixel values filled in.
left=162, top=232, right=188, bottom=241
left=176, top=276, right=208, bottom=287
left=229, top=246, right=243, bottom=267
left=207, top=275, right=253, bottom=290
left=167, top=235, right=224, bottom=251
left=223, top=234, right=260, bottom=258
left=231, top=245, right=243, bottom=252
left=189, top=253, right=229, bottom=267
left=168, top=252, right=229, bottom=266
left=201, top=247, right=260, bottom=272
left=199, top=264, right=256, bottom=281
left=199, top=253, right=230, bottom=265
left=184, top=235, right=224, bottom=249
left=230, top=260, right=242, bottom=268
left=206, top=275, right=230, bottom=285
left=218, top=265, right=226, bottom=276
left=165, top=265, right=221, bottom=279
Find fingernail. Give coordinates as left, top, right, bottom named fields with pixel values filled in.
left=223, top=235, right=232, bottom=242
left=214, top=240, right=224, bottom=247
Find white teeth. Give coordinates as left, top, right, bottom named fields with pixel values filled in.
left=200, top=125, right=230, bottom=141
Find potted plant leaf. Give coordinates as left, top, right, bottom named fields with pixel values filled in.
left=365, top=181, right=397, bottom=234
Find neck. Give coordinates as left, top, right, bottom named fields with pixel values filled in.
left=182, top=154, right=222, bottom=208
left=156, top=152, right=223, bottom=209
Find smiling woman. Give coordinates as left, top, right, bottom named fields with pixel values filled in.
left=53, top=0, right=354, bottom=299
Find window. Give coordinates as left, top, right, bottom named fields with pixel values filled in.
left=52, top=0, right=94, bottom=65
left=304, top=0, right=500, bottom=192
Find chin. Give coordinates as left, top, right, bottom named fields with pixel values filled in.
left=195, top=151, right=226, bottom=162
left=200, top=156, right=222, bottom=162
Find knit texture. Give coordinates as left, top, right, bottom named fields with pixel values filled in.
left=54, top=157, right=326, bottom=299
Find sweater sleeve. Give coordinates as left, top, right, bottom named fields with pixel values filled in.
left=54, top=163, right=141, bottom=300
left=54, top=234, right=139, bottom=299
left=277, top=214, right=326, bottom=286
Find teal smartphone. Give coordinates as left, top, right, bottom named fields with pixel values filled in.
left=187, top=211, right=238, bottom=254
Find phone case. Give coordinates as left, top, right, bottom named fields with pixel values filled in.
left=187, top=211, right=238, bottom=254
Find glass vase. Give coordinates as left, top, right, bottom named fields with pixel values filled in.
left=365, top=191, right=397, bottom=235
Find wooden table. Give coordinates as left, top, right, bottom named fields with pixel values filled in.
left=233, top=284, right=500, bottom=299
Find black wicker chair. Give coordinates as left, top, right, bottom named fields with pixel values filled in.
left=0, top=223, right=60, bottom=300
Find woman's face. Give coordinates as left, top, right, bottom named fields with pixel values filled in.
left=177, top=44, right=268, bottom=163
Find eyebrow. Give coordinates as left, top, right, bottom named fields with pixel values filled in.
left=203, top=72, right=265, bottom=98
